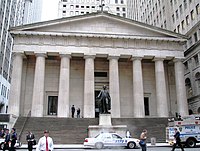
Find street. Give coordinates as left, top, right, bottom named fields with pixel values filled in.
left=16, top=146, right=200, bottom=151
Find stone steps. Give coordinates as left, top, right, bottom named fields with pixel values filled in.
left=13, top=117, right=168, bottom=144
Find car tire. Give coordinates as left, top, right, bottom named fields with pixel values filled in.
left=186, top=138, right=196, bottom=148
left=0, top=142, right=4, bottom=150
left=127, top=141, right=136, bottom=149
left=95, top=142, right=104, bottom=149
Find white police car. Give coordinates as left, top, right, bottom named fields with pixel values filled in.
left=84, top=132, right=140, bottom=149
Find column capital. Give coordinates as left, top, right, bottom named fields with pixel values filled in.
left=131, top=56, right=143, bottom=61
left=173, top=57, right=185, bottom=63
left=153, top=57, right=165, bottom=62
left=84, top=55, right=95, bottom=59
left=108, top=55, right=120, bottom=60
left=34, top=52, right=47, bottom=58
left=59, top=53, right=71, bottom=58
left=12, top=52, right=25, bottom=57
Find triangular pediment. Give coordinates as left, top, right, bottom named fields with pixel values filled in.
left=10, top=12, right=187, bottom=39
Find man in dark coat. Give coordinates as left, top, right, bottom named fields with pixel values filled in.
left=96, top=85, right=111, bottom=114
left=26, top=131, right=35, bottom=151
left=3, top=129, right=10, bottom=151
left=10, top=128, right=17, bottom=151
left=171, top=128, right=184, bottom=151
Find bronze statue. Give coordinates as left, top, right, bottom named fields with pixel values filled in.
left=96, top=85, right=111, bottom=114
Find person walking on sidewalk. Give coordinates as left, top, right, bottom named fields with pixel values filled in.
left=36, top=130, right=54, bottom=151
left=171, top=128, right=184, bottom=151
left=26, top=131, right=35, bottom=151
left=139, top=129, right=147, bottom=151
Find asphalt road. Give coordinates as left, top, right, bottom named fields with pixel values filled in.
left=16, top=146, right=200, bottom=151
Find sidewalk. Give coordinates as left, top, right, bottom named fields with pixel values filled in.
left=18, top=143, right=171, bottom=149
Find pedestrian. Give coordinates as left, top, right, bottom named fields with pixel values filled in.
left=71, top=105, right=75, bottom=118
left=3, top=129, right=10, bottom=151
left=0, top=129, right=5, bottom=138
left=36, top=130, right=54, bottom=151
left=26, top=131, right=35, bottom=151
left=171, top=128, right=184, bottom=151
left=77, top=108, right=80, bottom=118
left=10, top=128, right=17, bottom=151
left=139, top=129, right=147, bottom=151
left=126, top=130, right=131, bottom=138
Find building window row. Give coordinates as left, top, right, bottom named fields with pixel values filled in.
left=0, top=84, right=9, bottom=99
left=174, top=4, right=200, bottom=33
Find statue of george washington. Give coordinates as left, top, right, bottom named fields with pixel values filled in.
left=96, top=85, right=111, bottom=114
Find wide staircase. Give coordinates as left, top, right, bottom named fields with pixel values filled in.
left=14, top=117, right=168, bottom=144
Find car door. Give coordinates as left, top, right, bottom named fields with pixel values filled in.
left=101, top=133, right=113, bottom=147
left=112, top=134, right=126, bottom=147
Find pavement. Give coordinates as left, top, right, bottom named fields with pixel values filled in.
left=18, top=143, right=171, bottom=149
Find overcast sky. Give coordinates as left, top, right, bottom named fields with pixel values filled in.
left=41, top=0, right=60, bottom=21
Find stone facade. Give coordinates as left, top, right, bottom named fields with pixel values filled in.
left=9, top=12, right=189, bottom=118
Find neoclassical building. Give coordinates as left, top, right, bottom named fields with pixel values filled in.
left=9, top=12, right=189, bottom=118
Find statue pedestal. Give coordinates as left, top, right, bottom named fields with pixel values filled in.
left=88, top=114, right=127, bottom=138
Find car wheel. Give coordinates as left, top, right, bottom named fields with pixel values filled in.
left=186, top=138, right=196, bottom=148
left=127, top=141, right=136, bottom=149
left=95, top=142, right=104, bottom=149
left=0, top=142, right=4, bottom=150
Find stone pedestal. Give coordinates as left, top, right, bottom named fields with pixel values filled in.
left=88, top=114, right=127, bottom=138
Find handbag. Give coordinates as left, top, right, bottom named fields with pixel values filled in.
left=139, top=140, right=145, bottom=146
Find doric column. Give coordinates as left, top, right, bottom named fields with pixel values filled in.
left=154, top=58, right=168, bottom=117
left=174, top=58, right=189, bottom=116
left=31, top=53, right=46, bottom=117
left=57, top=54, right=71, bottom=117
left=8, top=52, right=24, bottom=116
left=83, top=55, right=95, bottom=118
left=132, top=57, right=145, bottom=117
left=108, top=55, right=120, bottom=118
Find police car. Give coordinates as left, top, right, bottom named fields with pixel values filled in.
left=84, top=132, right=140, bottom=149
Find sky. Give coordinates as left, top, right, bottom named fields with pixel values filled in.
left=41, top=0, right=60, bottom=21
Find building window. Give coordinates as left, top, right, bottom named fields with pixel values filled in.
left=184, top=0, right=187, bottom=9
left=176, top=10, right=179, bottom=19
left=75, top=11, right=79, bottom=15
left=76, top=5, right=79, bottom=8
left=115, top=0, right=118, bottom=3
left=121, top=0, right=124, bottom=4
left=194, top=54, right=199, bottom=66
left=63, top=10, right=66, bottom=13
left=179, top=4, right=183, bottom=14
left=70, top=5, right=74, bottom=9
left=185, top=78, right=192, bottom=97
left=70, top=11, right=73, bottom=15
left=188, top=37, right=192, bottom=45
left=181, top=20, right=185, bottom=30
left=191, top=10, right=195, bottom=20
left=186, top=15, right=189, bottom=25
left=177, top=25, right=180, bottom=33
left=86, top=6, right=89, bottom=8
left=122, top=7, right=125, bottom=11
left=195, top=72, right=200, bottom=89
left=116, top=7, right=120, bottom=11
left=196, top=4, right=200, bottom=15
left=194, top=32, right=198, bottom=42
left=172, top=14, right=175, bottom=23
left=81, top=6, right=84, bottom=8
left=63, top=5, right=66, bottom=7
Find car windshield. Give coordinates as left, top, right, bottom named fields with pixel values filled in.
left=112, top=134, right=122, bottom=139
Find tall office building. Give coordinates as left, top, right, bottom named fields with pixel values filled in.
left=0, top=0, right=18, bottom=113
left=15, top=0, right=43, bottom=25
left=127, top=0, right=200, bottom=114
left=58, top=0, right=127, bottom=18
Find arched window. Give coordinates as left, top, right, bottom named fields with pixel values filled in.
left=197, top=107, right=200, bottom=114
left=189, top=109, right=193, bottom=115
left=195, top=72, right=200, bottom=89
left=185, top=78, right=192, bottom=97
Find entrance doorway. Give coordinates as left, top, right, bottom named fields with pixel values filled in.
left=144, top=97, right=150, bottom=116
left=48, top=96, right=58, bottom=115
left=95, top=90, right=100, bottom=118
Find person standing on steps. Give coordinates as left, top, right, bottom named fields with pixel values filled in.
left=77, top=108, right=81, bottom=118
left=26, top=131, right=35, bottom=151
left=71, top=105, right=75, bottom=118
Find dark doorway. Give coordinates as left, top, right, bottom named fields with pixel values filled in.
left=48, top=96, right=58, bottom=115
left=95, top=91, right=100, bottom=118
left=144, top=97, right=150, bottom=116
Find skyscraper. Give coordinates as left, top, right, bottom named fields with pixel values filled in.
left=0, top=0, right=18, bottom=113
left=58, top=0, right=127, bottom=18
left=127, top=0, right=200, bottom=114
